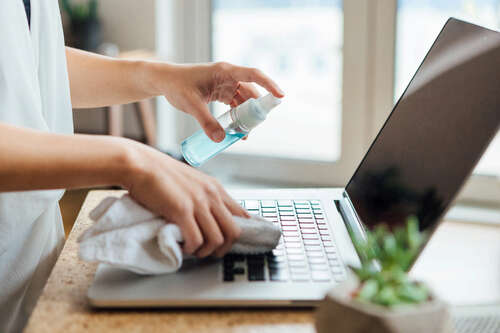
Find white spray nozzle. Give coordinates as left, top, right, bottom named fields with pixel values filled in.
left=233, top=93, right=282, bottom=131
left=257, top=93, right=282, bottom=113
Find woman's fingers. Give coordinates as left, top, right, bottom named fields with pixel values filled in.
left=231, top=65, right=285, bottom=98
left=186, top=95, right=225, bottom=142
left=178, top=215, right=204, bottom=255
left=194, top=208, right=225, bottom=258
left=212, top=203, right=242, bottom=258
left=237, top=82, right=261, bottom=100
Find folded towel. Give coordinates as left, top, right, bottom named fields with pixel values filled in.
left=78, top=195, right=281, bottom=275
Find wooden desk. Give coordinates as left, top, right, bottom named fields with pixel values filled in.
left=24, top=190, right=500, bottom=332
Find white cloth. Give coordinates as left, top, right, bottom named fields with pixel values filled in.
left=78, top=195, right=282, bottom=275
left=0, top=1, right=73, bottom=332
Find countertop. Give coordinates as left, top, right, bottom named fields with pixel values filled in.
left=24, top=190, right=500, bottom=332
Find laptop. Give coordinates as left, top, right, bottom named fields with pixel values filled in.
left=88, top=18, right=500, bottom=310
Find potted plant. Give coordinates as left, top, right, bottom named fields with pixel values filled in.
left=316, top=217, right=454, bottom=333
left=62, top=0, right=102, bottom=51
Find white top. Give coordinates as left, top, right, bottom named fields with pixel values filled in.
left=0, top=1, right=73, bottom=332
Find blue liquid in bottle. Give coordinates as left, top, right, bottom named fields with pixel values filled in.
left=181, top=94, right=281, bottom=167
left=181, top=130, right=246, bottom=167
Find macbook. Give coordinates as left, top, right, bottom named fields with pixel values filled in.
left=88, top=18, right=500, bottom=308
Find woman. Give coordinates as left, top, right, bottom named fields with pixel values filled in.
left=0, top=1, right=284, bottom=332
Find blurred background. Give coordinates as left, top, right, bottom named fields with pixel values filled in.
left=59, top=0, right=500, bottom=234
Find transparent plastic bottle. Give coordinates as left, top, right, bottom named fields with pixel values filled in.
left=181, top=94, right=281, bottom=167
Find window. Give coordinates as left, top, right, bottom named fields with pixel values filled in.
left=212, top=0, right=343, bottom=161
left=157, top=0, right=499, bottom=203
left=395, top=0, right=500, bottom=201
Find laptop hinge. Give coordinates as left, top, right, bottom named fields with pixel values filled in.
left=336, top=191, right=368, bottom=243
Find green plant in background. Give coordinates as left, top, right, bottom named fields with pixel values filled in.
left=61, top=0, right=98, bottom=23
left=350, top=216, right=429, bottom=307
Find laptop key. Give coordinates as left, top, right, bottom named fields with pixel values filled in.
left=223, top=273, right=235, bottom=282
left=305, top=245, right=322, bottom=252
left=284, top=236, right=301, bottom=243
left=279, top=212, right=295, bottom=216
left=303, top=239, right=321, bottom=245
left=272, top=249, right=284, bottom=256
left=306, top=252, right=325, bottom=258
left=290, top=267, right=309, bottom=275
left=248, top=273, right=265, bottom=281
left=312, top=271, right=331, bottom=282
left=281, top=220, right=298, bottom=226
left=278, top=207, right=294, bottom=212
left=288, top=254, right=306, bottom=261
left=302, top=235, right=319, bottom=240
left=245, top=200, right=259, bottom=210
left=280, top=216, right=297, bottom=221
left=310, top=264, right=329, bottom=271
left=260, top=200, right=276, bottom=208
left=268, top=256, right=286, bottom=263
left=286, top=248, right=304, bottom=254
left=328, top=259, right=341, bottom=267
left=309, top=257, right=327, bottom=264
left=283, top=231, right=300, bottom=237
left=288, top=261, right=307, bottom=268
left=278, top=200, right=293, bottom=207
left=281, top=226, right=298, bottom=232
left=291, top=273, right=310, bottom=282
left=268, top=261, right=287, bottom=269
left=285, top=242, right=302, bottom=248
left=233, top=267, right=245, bottom=274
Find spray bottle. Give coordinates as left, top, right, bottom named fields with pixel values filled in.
left=181, top=93, right=281, bottom=167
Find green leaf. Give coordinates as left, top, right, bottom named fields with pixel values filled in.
left=398, top=283, right=429, bottom=303
left=374, top=286, right=399, bottom=306
left=357, top=279, right=379, bottom=302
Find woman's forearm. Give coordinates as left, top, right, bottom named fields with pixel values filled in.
left=65, top=47, right=163, bottom=108
left=0, top=122, right=136, bottom=192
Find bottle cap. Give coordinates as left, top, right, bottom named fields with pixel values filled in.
left=234, top=94, right=282, bottom=131
left=257, top=93, right=282, bottom=113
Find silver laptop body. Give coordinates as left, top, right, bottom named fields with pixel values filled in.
left=88, top=18, right=500, bottom=308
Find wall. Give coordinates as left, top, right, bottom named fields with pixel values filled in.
left=67, top=0, right=156, bottom=140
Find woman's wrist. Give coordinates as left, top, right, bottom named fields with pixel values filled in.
left=109, top=137, right=147, bottom=190
left=140, top=60, right=178, bottom=98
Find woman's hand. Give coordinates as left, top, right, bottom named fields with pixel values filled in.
left=150, top=62, right=285, bottom=142
left=123, top=141, right=249, bottom=258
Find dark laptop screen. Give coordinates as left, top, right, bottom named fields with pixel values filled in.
left=346, top=19, right=500, bottom=233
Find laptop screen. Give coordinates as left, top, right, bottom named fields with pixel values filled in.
left=345, top=19, right=500, bottom=233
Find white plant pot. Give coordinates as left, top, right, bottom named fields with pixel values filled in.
left=315, top=277, right=455, bottom=333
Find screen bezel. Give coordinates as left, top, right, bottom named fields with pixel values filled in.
left=343, top=18, right=500, bottom=271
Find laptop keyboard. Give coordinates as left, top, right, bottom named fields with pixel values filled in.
left=222, top=200, right=346, bottom=283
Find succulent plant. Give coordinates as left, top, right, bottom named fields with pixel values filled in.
left=349, top=216, right=430, bottom=307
